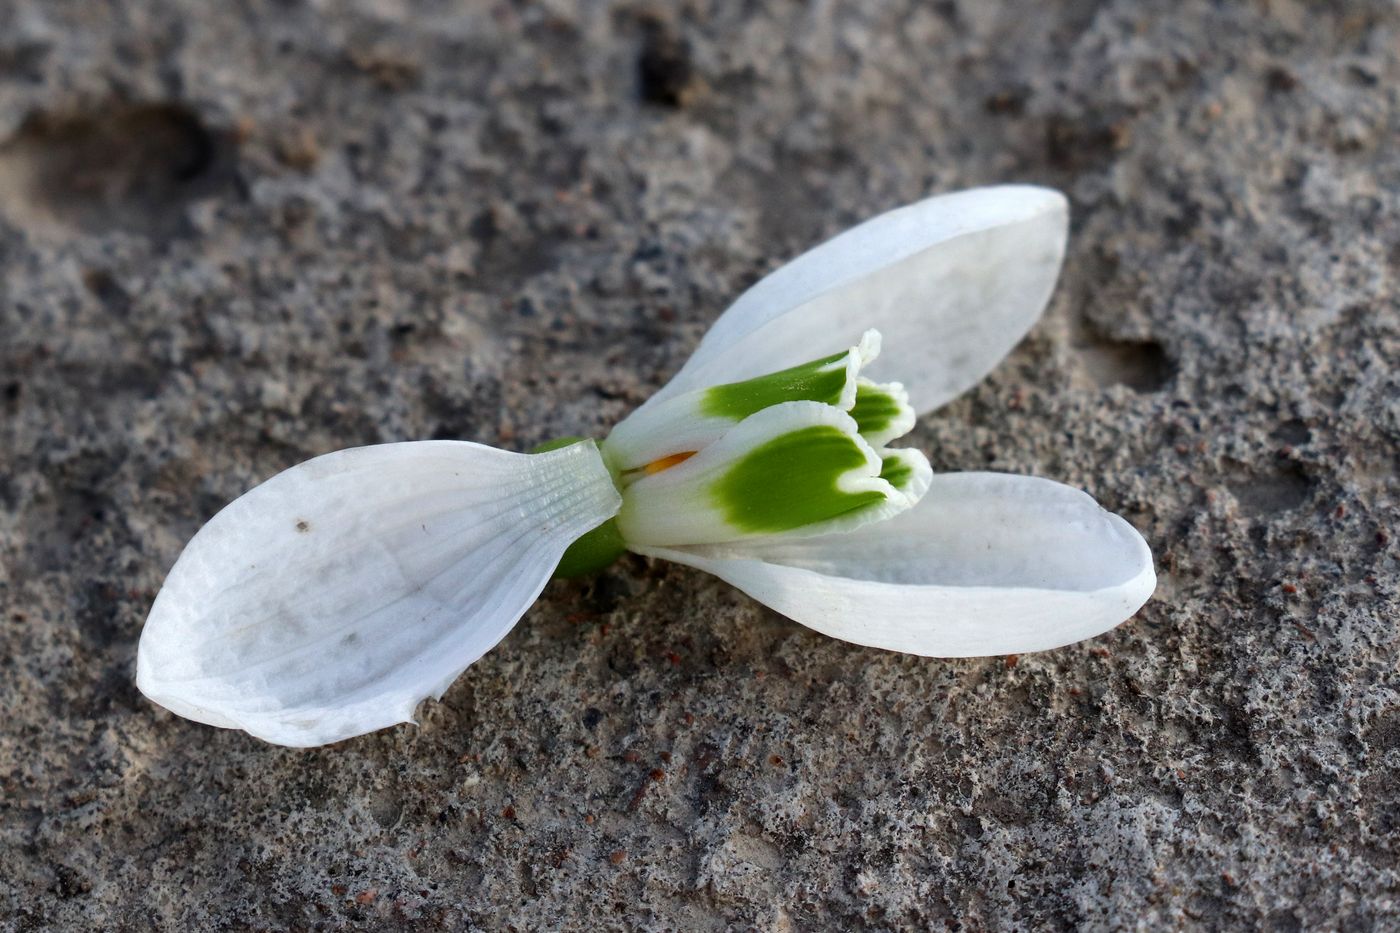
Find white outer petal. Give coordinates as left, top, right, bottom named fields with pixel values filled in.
left=633, top=472, right=1154, bottom=657
left=638, top=185, right=1068, bottom=417
left=137, top=440, right=621, bottom=747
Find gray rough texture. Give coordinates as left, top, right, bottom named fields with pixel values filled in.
left=2, top=0, right=1398, bottom=929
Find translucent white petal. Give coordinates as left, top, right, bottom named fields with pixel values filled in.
left=636, top=186, right=1068, bottom=417
left=615, top=401, right=926, bottom=547
left=137, top=440, right=621, bottom=747
left=633, top=472, right=1154, bottom=657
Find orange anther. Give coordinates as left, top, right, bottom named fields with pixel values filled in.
left=644, top=451, right=697, bottom=475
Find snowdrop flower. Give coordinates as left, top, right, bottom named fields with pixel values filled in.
left=137, top=186, right=1155, bottom=747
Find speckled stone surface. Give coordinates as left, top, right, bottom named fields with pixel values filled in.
left=2, top=1, right=1398, bottom=929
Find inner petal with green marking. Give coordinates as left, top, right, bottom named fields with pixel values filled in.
left=614, top=397, right=930, bottom=548
left=711, top=425, right=889, bottom=534
left=879, top=451, right=919, bottom=492
left=602, top=331, right=881, bottom=474
left=850, top=379, right=915, bottom=447
left=604, top=328, right=930, bottom=550
left=698, top=350, right=852, bottom=421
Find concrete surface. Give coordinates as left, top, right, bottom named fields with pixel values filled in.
left=1, top=0, right=1397, bottom=929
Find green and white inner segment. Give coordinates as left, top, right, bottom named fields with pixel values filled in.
left=602, top=328, right=932, bottom=550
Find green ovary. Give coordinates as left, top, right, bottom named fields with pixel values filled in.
left=711, top=425, right=888, bottom=535
left=552, top=518, right=627, bottom=578
left=699, top=351, right=849, bottom=421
